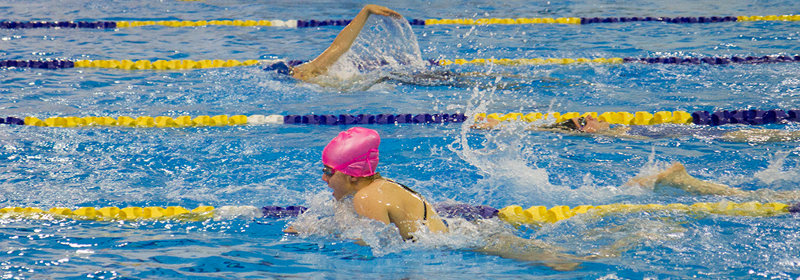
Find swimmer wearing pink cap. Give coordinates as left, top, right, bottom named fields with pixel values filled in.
left=315, top=127, right=682, bottom=270
left=321, top=127, right=448, bottom=240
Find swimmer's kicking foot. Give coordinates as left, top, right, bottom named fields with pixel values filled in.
left=626, top=162, right=691, bottom=189
left=626, top=162, right=749, bottom=196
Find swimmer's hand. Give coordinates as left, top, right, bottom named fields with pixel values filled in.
left=283, top=226, right=298, bottom=234
left=470, top=116, right=501, bottom=130
left=363, top=4, right=402, bottom=18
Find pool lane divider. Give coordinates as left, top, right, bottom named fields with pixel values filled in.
left=1, top=201, right=796, bottom=225
left=498, top=201, right=795, bottom=226
left=3, top=55, right=800, bottom=71
left=439, top=55, right=800, bottom=66
left=2, top=110, right=799, bottom=128
left=10, top=113, right=467, bottom=127
left=2, top=15, right=799, bottom=29
left=0, top=59, right=260, bottom=70
left=480, top=109, right=800, bottom=126
left=690, top=110, right=800, bottom=126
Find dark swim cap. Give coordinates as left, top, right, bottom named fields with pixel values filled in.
left=542, top=117, right=583, bottom=131
left=263, top=61, right=292, bottom=75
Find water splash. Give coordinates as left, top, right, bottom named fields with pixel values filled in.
left=624, top=147, right=675, bottom=194
left=754, top=148, right=800, bottom=186
left=288, top=192, right=407, bottom=256
left=311, top=15, right=427, bottom=90
left=330, top=16, right=426, bottom=75
left=448, top=82, right=550, bottom=205
left=448, top=81, right=632, bottom=206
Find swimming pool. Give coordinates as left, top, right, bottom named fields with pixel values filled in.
left=2, top=0, right=800, bottom=278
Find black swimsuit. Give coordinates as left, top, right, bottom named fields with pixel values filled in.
left=386, top=179, right=427, bottom=221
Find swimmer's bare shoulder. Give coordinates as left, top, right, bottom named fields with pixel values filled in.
left=351, top=181, right=393, bottom=225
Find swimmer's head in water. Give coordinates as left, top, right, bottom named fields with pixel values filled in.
left=322, top=127, right=380, bottom=177
left=263, top=61, right=291, bottom=75
left=263, top=60, right=305, bottom=76
left=543, top=117, right=587, bottom=132
left=542, top=116, right=610, bottom=133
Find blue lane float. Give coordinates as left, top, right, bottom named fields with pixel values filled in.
left=282, top=113, right=468, bottom=125
left=260, top=204, right=498, bottom=220
left=435, top=204, right=499, bottom=221
left=580, top=16, right=739, bottom=24
left=691, top=109, right=800, bottom=126
left=295, top=19, right=440, bottom=28
left=0, top=21, right=116, bottom=29
left=0, top=60, right=75, bottom=69
left=0, top=117, right=25, bottom=125
left=262, top=206, right=308, bottom=218
left=623, top=55, right=800, bottom=65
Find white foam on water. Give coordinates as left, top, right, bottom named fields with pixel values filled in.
left=754, top=148, right=800, bottom=186
left=306, top=15, right=428, bottom=91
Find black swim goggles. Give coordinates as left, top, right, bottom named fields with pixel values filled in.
left=323, top=166, right=336, bottom=177
left=545, top=117, right=586, bottom=132
left=575, top=117, right=587, bottom=130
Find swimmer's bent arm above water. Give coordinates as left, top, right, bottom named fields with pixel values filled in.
left=291, top=5, right=403, bottom=81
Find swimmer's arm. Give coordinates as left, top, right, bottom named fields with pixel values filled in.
left=283, top=225, right=370, bottom=246
left=292, top=5, right=401, bottom=80
left=472, top=117, right=580, bottom=132
left=471, top=116, right=540, bottom=130
left=595, top=126, right=649, bottom=139
left=284, top=217, right=372, bottom=245
left=283, top=226, right=298, bottom=234
left=470, top=116, right=502, bottom=130
left=472, top=117, right=640, bottom=138
left=720, top=129, right=800, bottom=142
left=458, top=71, right=531, bottom=79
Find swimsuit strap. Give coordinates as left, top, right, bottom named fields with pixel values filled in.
left=385, top=179, right=428, bottom=221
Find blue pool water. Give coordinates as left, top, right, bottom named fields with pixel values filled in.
left=2, top=0, right=800, bottom=278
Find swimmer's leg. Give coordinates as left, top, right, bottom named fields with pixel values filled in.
left=626, top=163, right=749, bottom=196
left=475, top=234, right=582, bottom=271
left=628, top=163, right=800, bottom=200
left=720, top=129, right=800, bottom=143
left=751, top=189, right=800, bottom=201
left=476, top=231, right=634, bottom=271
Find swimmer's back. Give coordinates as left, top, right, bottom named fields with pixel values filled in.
left=353, top=179, right=447, bottom=239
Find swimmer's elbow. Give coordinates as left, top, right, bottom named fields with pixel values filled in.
left=291, top=71, right=308, bottom=81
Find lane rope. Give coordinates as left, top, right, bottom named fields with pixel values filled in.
left=5, top=113, right=466, bottom=127
left=3, top=55, right=799, bottom=71
left=479, top=109, right=800, bottom=126
left=2, top=15, right=799, bottom=29
left=478, top=111, right=693, bottom=125
left=0, top=59, right=260, bottom=70
left=439, top=55, right=800, bottom=66
left=0, top=205, right=493, bottom=221
left=1, top=201, right=795, bottom=224
left=498, top=201, right=793, bottom=226
left=2, top=110, right=799, bottom=128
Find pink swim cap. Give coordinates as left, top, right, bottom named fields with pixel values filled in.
left=322, top=127, right=380, bottom=177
